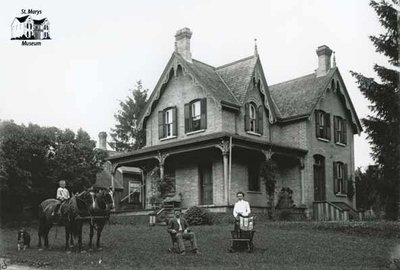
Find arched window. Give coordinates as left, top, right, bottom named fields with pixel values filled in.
left=244, top=102, right=263, bottom=135
left=315, top=110, right=331, bottom=140
left=176, top=65, right=183, bottom=77
left=249, top=103, right=257, bottom=132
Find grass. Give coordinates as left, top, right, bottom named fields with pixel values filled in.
left=0, top=220, right=399, bottom=270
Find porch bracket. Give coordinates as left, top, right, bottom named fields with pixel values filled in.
left=261, top=148, right=273, bottom=161
left=216, top=139, right=230, bottom=204
left=155, top=151, right=170, bottom=180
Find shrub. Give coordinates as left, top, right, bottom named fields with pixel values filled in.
left=184, top=206, right=213, bottom=225
left=278, top=210, right=292, bottom=221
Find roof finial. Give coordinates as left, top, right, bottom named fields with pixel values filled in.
left=332, top=51, right=336, bottom=68
left=254, top=38, right=258, bottom=56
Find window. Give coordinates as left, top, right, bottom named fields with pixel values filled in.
left=185, top=98, right=207, bottom=133
left=249, top=104, right=257, bottom=132
left=334, top=116, right=347, bottom=145
left=245, top=102, right=263, bottom=135
left=158, top=107, right=177, bottom=139
left=315, top=110, right=331, bottom=140
left=333, top=162, right=348, bottom=195
left=248, top=162, right=260, bottom=192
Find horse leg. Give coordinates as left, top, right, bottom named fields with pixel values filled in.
left=44, top=227, right=50, bottom=249
left=70, top=231, right=74, bottom=247
left=65, top=225, right=70, bottom=251
left=96, top=223, right=103, bottom=249
left=89, top=224, right=94, bottom=250
left=77, top=222, right=83, bottom=253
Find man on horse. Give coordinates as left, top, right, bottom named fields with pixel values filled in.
left=52, top=180, right=70, bottom=222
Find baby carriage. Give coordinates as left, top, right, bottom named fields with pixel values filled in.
left=229, top=216, right=255, bottom=253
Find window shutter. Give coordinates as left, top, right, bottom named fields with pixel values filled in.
left=200, top=98, right=207, bottom=130
left=326, top=113, right=331, bottom=140
left=257, top=105, right=263, bottom=134
left=158, top=111, right=164, bottom=139
left=333, top=116, right=338, bottom=143
left=343, top=119, right=347, bottom=144
left=315, top=110, right=320, bottom=137
left=333, top=162, right=338, bottom=194
left=343, top=163, right=348, bottom=194
left=172, top=107, right=177, bottom=136
left=245, top=103, right=250, bottom=131
left=184, top=103, right=190, bottom=133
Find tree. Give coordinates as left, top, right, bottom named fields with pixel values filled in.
left=350, top=0, right=399, bottom=219
left=355, top=166, right=382, bottom=211
left=0, top=121, right=105, bottom=221
left=110, top=81, right=148, bottom=151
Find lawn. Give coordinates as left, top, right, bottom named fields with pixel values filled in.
left=0, top=220, right=399, bottom=270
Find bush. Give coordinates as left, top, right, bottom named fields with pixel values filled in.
left=183, top=206, right=213, bottom=225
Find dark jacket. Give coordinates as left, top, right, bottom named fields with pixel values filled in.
left=167, top=217, right=189, bottom=233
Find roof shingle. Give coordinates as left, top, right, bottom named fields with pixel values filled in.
left=269, top=69, right=336, bottom=119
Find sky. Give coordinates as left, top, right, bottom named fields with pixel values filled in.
left=0, top=0, right=388, bottom=169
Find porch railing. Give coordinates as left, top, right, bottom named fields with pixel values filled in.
left=313, top=201, right=349, bottom=221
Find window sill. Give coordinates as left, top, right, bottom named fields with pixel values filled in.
left=335, top=193, right=347, bottom=198
left=160, top=136, right=177, bottom=142
left=247, top=191, right=262, bottom=194
left=317, top=137, right=330, bottom=143
left=335, top=142, right=347, bottom=147
left=246, top=131, right=261, bottom=137
left=185, top=129, right=205, bottom=136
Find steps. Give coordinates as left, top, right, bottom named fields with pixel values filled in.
left=313, top=201, right=349, bottom=221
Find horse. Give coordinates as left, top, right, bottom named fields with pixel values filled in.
left=87, top=189, right=114, bottom=250
left=37, top=190, right=94, bottom=252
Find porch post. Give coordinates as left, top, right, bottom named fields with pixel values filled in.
left=299, top=157, right=306, bottom=206
left=156, top=151, right=169, bottom=180
left=217, top=139, right=230, bottom=205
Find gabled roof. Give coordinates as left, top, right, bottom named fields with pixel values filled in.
left=216, top=56, right=258, bottom=104
left=269, top=69, right=336, bottom=120
left=269, top=68, right=362, bottom=133
left=33, top=18, right=47, bottom=25
left=137, top=52, right=279, bottom=129
left=16, top=15, right=30, bottom=23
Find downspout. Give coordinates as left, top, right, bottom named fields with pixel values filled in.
left=228, top=136, right=232, bottom=205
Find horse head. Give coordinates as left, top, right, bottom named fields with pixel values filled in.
left=75, top=190, right=95, bottom=215
left=92, top=189, right=114, bottom=213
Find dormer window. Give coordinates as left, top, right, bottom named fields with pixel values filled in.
left=158, top=107, right=177, bottom=139
left=334, top=116, right=347, bottom=145
left=315, top=110, right=331, bottom=141
left=185, top=98, right=207, bottom=133
left=245, top=102, right=263, bottom=135
left=249, top=103, right=257, bottom=132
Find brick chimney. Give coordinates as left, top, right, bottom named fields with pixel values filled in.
left=175, top=27, right=193, bottom=63
left=316, top=45, right=333, bottom=77
left=98, top=132, right=107, bottom=150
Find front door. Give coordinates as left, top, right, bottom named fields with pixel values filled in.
left=199, top=162, right=213, bottom=205
left=313, top=155, right=326, bottom=201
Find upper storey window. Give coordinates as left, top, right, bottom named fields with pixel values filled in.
left=185, top=98, right=207, bottom=133
left=315, top=110, right=331, bottom=141
left=158, top=107, right=177, bottom=139
left=334, top=116, right=347, bottom=145
left=245, top=102, right=263, bottom=135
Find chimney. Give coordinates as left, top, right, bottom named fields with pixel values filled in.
left=175, top=27, right=193, bottom=63
left=316, top=45, right=333, bottom=77
left=98, top=132, right=107, bottom=150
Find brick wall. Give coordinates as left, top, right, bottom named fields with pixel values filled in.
left=145, top=73, right=222, bottom=147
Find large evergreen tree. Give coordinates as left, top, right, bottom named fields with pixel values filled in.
left=110, top=81, right=148, bottom=151
left=351, top=0, right=399, bottom=219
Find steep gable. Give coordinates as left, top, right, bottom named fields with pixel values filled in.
left=269, top=68, right=362, bottom=134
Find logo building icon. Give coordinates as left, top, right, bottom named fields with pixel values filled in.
left=11, top=15, right=50, bottom=40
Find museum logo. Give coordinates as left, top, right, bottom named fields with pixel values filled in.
left=11, top=9, right=51, bottom=46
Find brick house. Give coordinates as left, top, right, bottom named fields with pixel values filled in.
left=107, top=28, right=362, bottom=219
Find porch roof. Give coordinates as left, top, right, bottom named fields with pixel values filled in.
left=106, top=132, right=307, bottom=167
